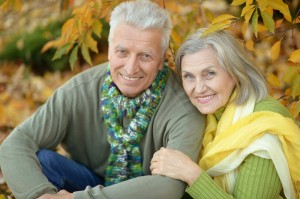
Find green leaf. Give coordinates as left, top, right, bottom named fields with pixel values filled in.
left=270, top=40, right=281, bottom=61
left=92, top=20, right=102, bottom=38
left=85, top=33, right=98, bottom=53
left=260, top=11, right=275, bottom=33
left=52, top=43, right=73, bottom=60
left=69, top=45, right=79, bottom=70
left=251, top=9, right=259, bottom=37
left=81, top=43, right=92, bottom=65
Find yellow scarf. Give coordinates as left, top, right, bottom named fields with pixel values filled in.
left=199, top=99, right=300, bottom=198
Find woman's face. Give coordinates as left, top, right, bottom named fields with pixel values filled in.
left=181, top=48, right=236, bottom=114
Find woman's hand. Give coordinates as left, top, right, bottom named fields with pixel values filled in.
left=37, top=190, right=73, bottom=199
left=150, top=147, right=202, bottom=186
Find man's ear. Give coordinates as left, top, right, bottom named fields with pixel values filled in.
left=107, top=46, right=111, bottom=61
left=159, top=54, right=166, bottom=70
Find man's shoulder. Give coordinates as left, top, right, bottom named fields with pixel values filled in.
left=61, top=62, right=108, bottom=90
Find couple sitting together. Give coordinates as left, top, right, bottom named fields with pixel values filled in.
left=0, top=0, right=299, bottom=199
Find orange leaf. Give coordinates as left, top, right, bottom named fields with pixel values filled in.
left=171, top=30, right=182, bottom=45
left=288, top=49, right=300, bottom=63
left=246, top=39, right=254, bottom=51
left=270, top=40, right=281, bottom=61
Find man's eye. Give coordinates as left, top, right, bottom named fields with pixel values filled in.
left=116, top=50, right=127, bottom=57
left=140, top=54, right=152, bottom=62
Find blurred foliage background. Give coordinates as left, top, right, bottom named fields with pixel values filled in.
left=0, top=0, right=299, bottom=198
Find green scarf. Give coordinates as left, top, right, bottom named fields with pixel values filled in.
left=100, top=65, right=169, bottom=186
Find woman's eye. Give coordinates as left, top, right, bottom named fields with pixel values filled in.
left=182, top=73, right=194, bottom=80
left=205, top=71, right=216, bottom=79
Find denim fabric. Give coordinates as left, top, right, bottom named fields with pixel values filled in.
left=36, top=149, right=105, bottom=192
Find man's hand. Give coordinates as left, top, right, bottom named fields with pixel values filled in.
left=37, top=190, right=73, bottom=199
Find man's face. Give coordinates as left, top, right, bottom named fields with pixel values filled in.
left=108, top=24, right=165, bottom=98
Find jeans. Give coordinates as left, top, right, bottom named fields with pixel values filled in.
left=36, top=149, right=105, bottom=192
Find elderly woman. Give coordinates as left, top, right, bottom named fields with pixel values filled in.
left=150, top=29, right=300, bottom=199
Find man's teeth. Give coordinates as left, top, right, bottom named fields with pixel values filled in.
left=123, top=75, right=140, bottom=81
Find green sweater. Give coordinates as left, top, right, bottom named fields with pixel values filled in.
left=186, top=96, right=294, bottom=199
left=0, top=62, right=205, bottom=199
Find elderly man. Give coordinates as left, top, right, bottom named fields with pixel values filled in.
left=0, top=0, right=205, bottom=198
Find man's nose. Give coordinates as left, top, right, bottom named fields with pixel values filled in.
left=124, top=55, right=139, bottom=75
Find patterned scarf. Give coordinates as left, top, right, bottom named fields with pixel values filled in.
left=100, top=65, right=169, bottom=186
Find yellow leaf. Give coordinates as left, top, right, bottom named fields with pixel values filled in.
left=241, top=5, right=255, bottom=17
left=270, top=40, right=281, bottom=61
left=257, top=23, right=268, bottom=32
left=246, top=0, right=253, bottom=5
left=201, top=20, right=233, bottom=37
left=0, top=194, right=7, bottom=199
left=265, top=6, right=273, bottom=16
left=252, top=9, right=259, bottom=37
left=257, top=0, right=269, bottom=11
left=85, top=33, right=98, bottom=53
left=283, top=66, right=300, bottom=84
left=291, top=75, right=300, bottom=98
left=246, top=39, right=254, bottom=51
left=231, top=0, right=246, bottom=6
left=61, top=19, right=75, bottom=41
left=294, top=100, right=300, bottom=118
left=269, top=0, right=292, bottom=22
left=260, top=11, right=275, bottom=33
left=267, top=73, right=281, bottom=87
left=244, top=6, right=255, bottom=23
left=242, top=22, right=248, bottom=37
left=205, top=9, right=215, bottom=23
left=41, top=39, right=63, bottom=53
left=288, top=49, right=300, bottom=63
left=211, top=14, right=237, bottom=25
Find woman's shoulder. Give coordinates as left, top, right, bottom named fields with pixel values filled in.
left=254, top=96, right=294, bottom=119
